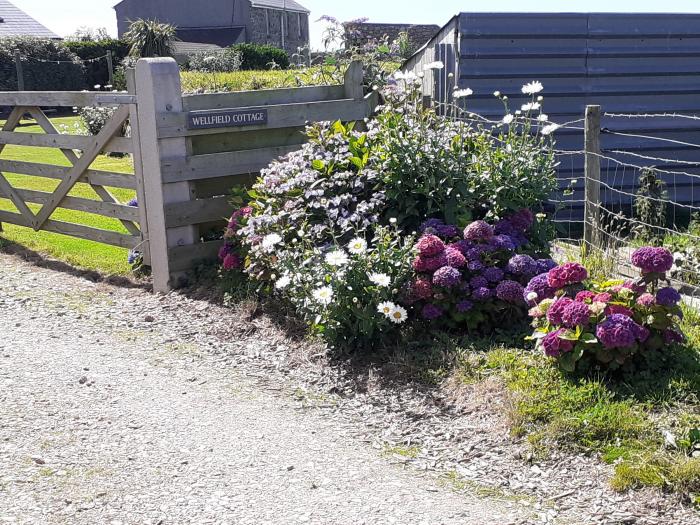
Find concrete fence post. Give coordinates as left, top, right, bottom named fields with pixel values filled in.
left=14, top=50, right=24, bottom=91
left=584, top=105, right=602, bottom=251
left=133, top=58, right=196, bottom=293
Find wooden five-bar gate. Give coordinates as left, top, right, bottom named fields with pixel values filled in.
left=0, top=59, right=377, bottom=292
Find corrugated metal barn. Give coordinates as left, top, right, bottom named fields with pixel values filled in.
left=403, top=12, right=700, bottom=221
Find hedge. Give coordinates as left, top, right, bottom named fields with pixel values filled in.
left=64, top=39, right=130, bottom=88
left=0, top=37, right=84, bottom=91
left=231, top=43, right=289, bottom=70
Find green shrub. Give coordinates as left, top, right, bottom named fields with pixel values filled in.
left=232, top=43, right=289, bottom=70
left=0, top=37, right=85, bottom=91
left=64, top=39, right=130, bottom=88
left=123, top=19, right=177, bottom=58
left=187, top=48, right=242, bottom=73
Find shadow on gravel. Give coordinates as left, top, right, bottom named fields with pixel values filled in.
left=0, top=240, right=150, bottom=291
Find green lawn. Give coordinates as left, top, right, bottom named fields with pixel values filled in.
left=0, top=116, right=136, bottom=275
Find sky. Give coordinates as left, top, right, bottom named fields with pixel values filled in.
left=18, top=0, right=700, bottom=50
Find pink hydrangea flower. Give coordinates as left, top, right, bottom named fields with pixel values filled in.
left=223, top=253, right=241, bottom=271
left=605, top=304, right=634, bottom=318
left=541, top=329, right=574, bottom=357
left=575, top=291, right=597, bottom=303
left=636, top=293, right=656, bottom=307
left=561, top=301, right=591, bottom=328
left=546, top=297, right=573, bottom=326
left=463, top=220, right=494, bottom=242
left=416, top=234, right=446, bottom=257
left=445, top=246, right=467, bottom=268
left=631, top=247, right=673, bottom=274
left=547, top=263, right=588, bottom=289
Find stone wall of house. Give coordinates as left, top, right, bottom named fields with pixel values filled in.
left=249, top=7, right=309, bottom=56
left=344, top=23, right=440, bottom=55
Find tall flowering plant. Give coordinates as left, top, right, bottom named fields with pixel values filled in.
left=528, top=247, right=685, bottom=372
left=401, top=211, right=556, bottom=332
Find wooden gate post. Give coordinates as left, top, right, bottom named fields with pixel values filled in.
left=584, top=105, right=602, bottom=251
left=134, top=58, right=196, bottom=293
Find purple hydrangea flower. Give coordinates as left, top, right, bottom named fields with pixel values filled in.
left=631, top=247, right=674, bottom=274
left=483, top=267, right=505, bottom=283
left=561, top=301, right=591, bottom=328
left=524, top=273, right=556, bottom=304
left=541, top=329, right=574, bottom=357
left=508, top=209, right=535, bottom=232
left=547, top=263, right=588, bottom=289
left=464, top=220, right=495, bottom=241
left=536, top=258, right=557, bottom=274
left=489, top=234, right=516, bottom=251
left=437, top=224, right=461, bottom=238
left=467, top=260, right=484, bottom=272
left=445, top=246, right=467, bottom=268
left=546, top=297, right=574, bottom=326
left=596, top=314, right=649, bottom=349
left=496, top=280, right=525, bottom=303
left=472, top=287, right=492, bottom=301
left=433, top=266, right=462, bottom=288
left=457, top=299, right=474, bottom=313
left=421, top=304, right=444, bottom=320
left=413, top=253, right=448, bottom=273
left=656, top=287, right=681, bottom=307
left=470, top=276, right=489, bottom=289
left=410, top=278, right=434, bottom=300
left=507, top=254, right=538, bottom=277
left=420, top=218, right=445, bottom=233
left=664, top=329, right=685, bottom=345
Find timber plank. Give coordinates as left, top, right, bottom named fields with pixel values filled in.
left=183, top=85, right=346, bottom=111
left=164, top=196, right=233, bottom=228
left=0, top=160, right=137, bottom=189
left=0, top=92, right=136, bottom=107
left=0, top=131, right=133, bottom=154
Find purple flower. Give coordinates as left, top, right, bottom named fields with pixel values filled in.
left=127, top=249, right=141, bottom=265
left=489, top=234, right=516, bottom=251
left=496, top=280, right=525, bottom=303
left=437, top=224, right=461, bottom=238
left=507, top=254, right=538, bottom=277
left=542, top=329, right=574, bottom=357
left=546, top=297, right=573, bottom=326
left=508, top=209, right=535, bottom=232
left=561, top=301, right=591, bottom=328
left=413, top=253, right=448, bottom=273
left=410, top=278, right=433, bottom=300
left=575, top=291, right=597, bottom=303
left=536, top=259, right=557, bottom=274
left=470, top=276, right=489, bottom=289
left=656, top=287, right=681, bottom=307
left=453, top=240, right=473, bottom=255
left=416, top=234, right=446, bottom=257
left=421, top=304, right=444, bottom=320
left=664, top=329, right=685, bottom=345
left=456, top=299, right=474, bottom=313
left=464, top=220, right=494, bottom=241
left=631, top=247, right=673, bottom=274
left=445, top=246, right=467, bottom=268
left=218, top=244, right=232, bottom=261
left=596, top=314, right=649, bottom=349
left=524, top=273, right=556, bottom=305
left=127, top=198, right=138, bottom=207
left=472, top=287, right=492, bottom=301
left=420, top=218, right=445, bottom=233
left=547, top=263, right=588, bottom=289
left=467, top=260, right=484, bottom=272
left=483, top=267, right=505, bottom=283
left=433, top=266, right=462, bottom=288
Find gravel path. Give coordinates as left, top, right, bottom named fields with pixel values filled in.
left=0, top=254, right=530, bottom=525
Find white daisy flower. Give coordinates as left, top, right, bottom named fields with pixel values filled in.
left=369, top=273, right=391, bottom=288
left=348, top=237, right=367, bottom=255
left=388, top=305, right=408, bottom=324
left=522, top=81, right=544, bottom=95
left=541, top=123, right=560, bottom=136
left=313, top=286, right=334, bottom=305
left=261, top=233, right=282, bottom=252
left=453, top=88, right=473, bottom=99
left=537, top=114, right=549, bottom=122
left=424, top=61, right=444, bottom=70
left=377, top=301, right=395, bottom=316
left=325, top=250, right=349, bottom=267
left=521, top=102, right=541, bottom=112
left=502, top=114, right=514, bottom=125
left=275, top=275, right=291, bottom=290
left=526, top=291, right=539, bottom=302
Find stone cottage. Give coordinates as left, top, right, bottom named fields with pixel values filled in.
left=114, top=0, right=310, bottom=56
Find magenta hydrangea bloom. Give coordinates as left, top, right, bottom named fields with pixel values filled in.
left=411, top=278, right=433, bottom=300
left=421, top=304, right=444, bottom=320
left=223, top=253, right=241, bottom=271
left=483, top=267, right=505, bottom=283
left=593, top=292, right=612, bottom=304
left=445, top=246, right=467, bottom=268
left=575, top=291, right=597, bottom=303
left=416, top=234, right=446, bottom=257
left=541, top=329, right=575, bottom=357
left=656, top=287, right=681, bottom=307
left=507, top=254, right=538, bottom=277
left=623, top=280, right=647, bottom=294
left=218, top=244, right=232, bottom=261
left=605, top=304, right=634, bottom=318
left=631, top=247, right=673, bottom=274
left=596, top=314, right=649, bottom=349
left=470, top=276, right=489, bottom=290
left=524, top=273, right=556, bottom=305
left=496, top=280, right=525, bottom=303
left=546, top=297, right=573, bottom=326
left=547, top=263, right=588, bottom=289
left=433, top=266, right=462, bottom=288
left=413, top=253, right=448, bottom=273
left=636, top=293, right=656, bottom=307
left=464, top=220, right=495, bottom=241
left=561, top=301, right=591, bottom=328
left=472, top=287, right=492, bottom=301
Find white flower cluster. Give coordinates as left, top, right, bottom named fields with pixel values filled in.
left=377, top=302, right=408, bottom=324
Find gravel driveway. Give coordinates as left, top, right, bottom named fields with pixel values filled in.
left=0, top=253, right=528, bottom=525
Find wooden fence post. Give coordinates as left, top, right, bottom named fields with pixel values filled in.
left=344, top=61, right=364, bottom=100
left=106, top=51, right=114, bottom=87
left=14, top=50, right=24, bottom=91
left=134, top=58, right=196, bottom=293
left=584, top=105, right=602, bottom=250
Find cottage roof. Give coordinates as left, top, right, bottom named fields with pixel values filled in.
left=0, top=0, right=60, bottom=39
left=251, top=0, right=310, bottom=14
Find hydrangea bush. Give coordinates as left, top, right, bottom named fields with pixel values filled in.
left=528, top=247, right=685, bottom=372
left=401, top=212, right=555, bottom=332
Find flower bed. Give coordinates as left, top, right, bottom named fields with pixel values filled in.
left=528, top=247, right=686, bottom=372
